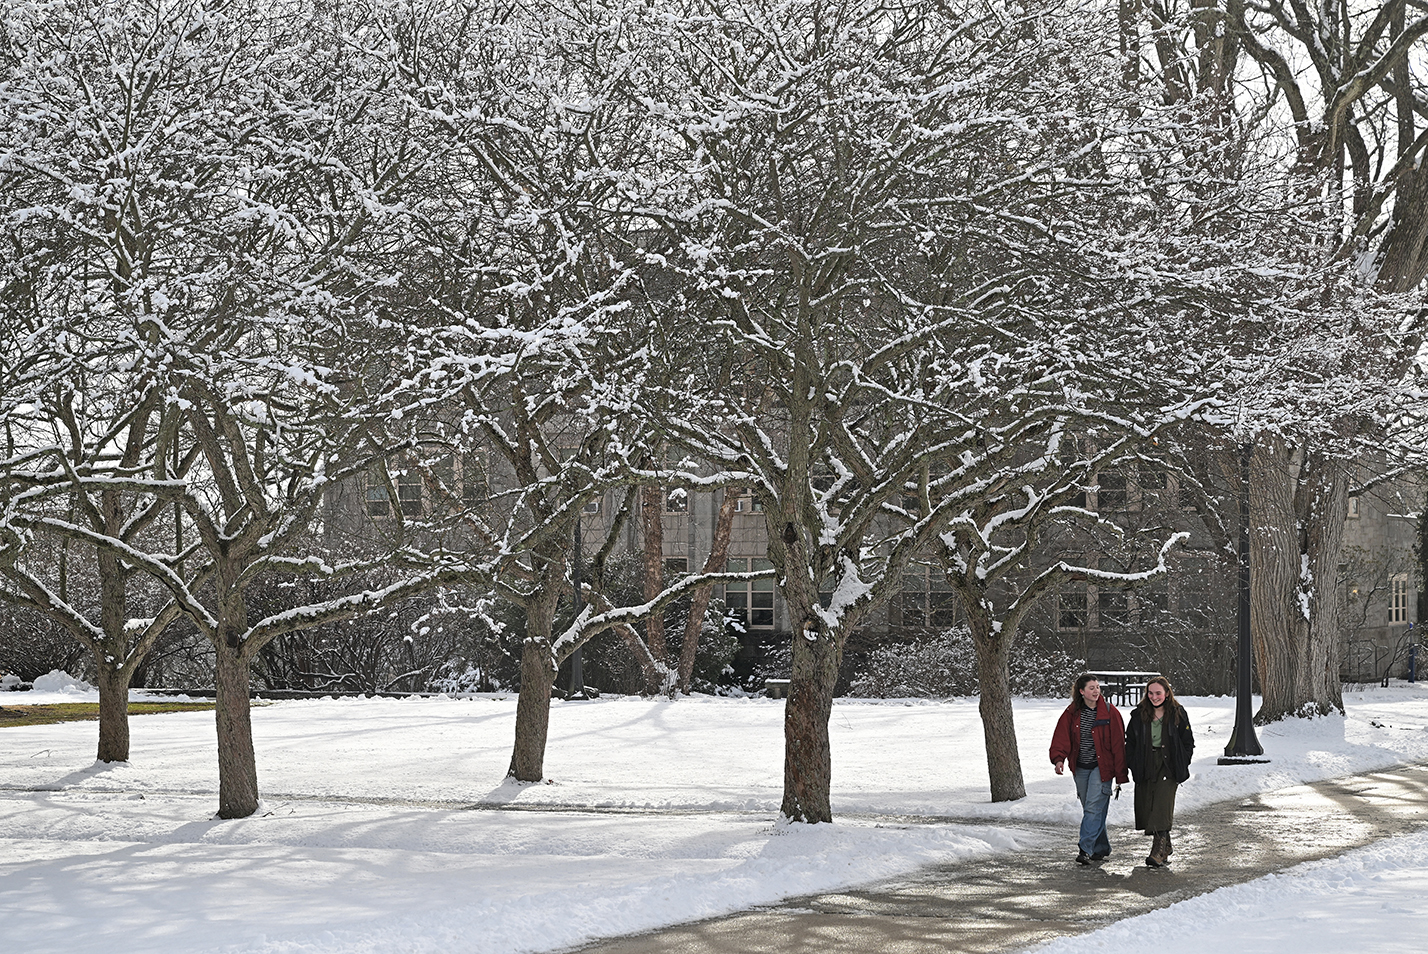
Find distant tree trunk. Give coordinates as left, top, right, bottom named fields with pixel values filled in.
left=678, top=490, right=738, bottom=692
left=508, top=575, right=562, bottom=781
left=214, top=634, right=258, bottom=819
left=1249, top=438, right=1347, bottom=722
left=965, top=607, right=1025, bottom=801
left=641, top=484, right=667, bottom=694
left=781, top=617, right=842, bottom=823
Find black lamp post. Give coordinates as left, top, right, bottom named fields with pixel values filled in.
left=1221, top=441, right=1267, bottom=764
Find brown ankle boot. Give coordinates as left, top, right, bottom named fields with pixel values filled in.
left=1164, top=831, right=1173, bottom=857
left=1147, top=832, right=1168, bottom=867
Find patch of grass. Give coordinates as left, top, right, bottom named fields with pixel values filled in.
left=0, top=701, right=214, bottom=728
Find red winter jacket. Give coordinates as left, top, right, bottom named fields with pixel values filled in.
left=1049, top=698, right=1128, bottom=784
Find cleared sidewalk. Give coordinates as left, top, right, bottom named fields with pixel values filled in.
left=575, top=761, right=1428, bottom=954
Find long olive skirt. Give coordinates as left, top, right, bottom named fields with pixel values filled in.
left=1135, top=746, right=1179, bottom=834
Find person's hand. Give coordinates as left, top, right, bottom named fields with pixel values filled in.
left=1054, top=759, right=1065, bottom=775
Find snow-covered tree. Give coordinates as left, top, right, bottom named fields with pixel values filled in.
left=0, top=0, right=256, bottom=762
left=1, top=0, right=477, bottom=816
left=628, top=0, right=1158, bottom=821
left=1120, top=0, right=1428, bottom=722
left=380, top=0, right=752, bottom=781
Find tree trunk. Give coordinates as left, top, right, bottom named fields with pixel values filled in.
left=678, top=489, right=738, bottom=692
left=508, top=582, right=561, bottom=782
left=1249, top=438, right=1347, bottom=722
left=967, top=609, right=1025, bottom=801
left=214, top=639, right=259, bottom=819
left=95, top=519, right=131, bottom=763
left=95, top=666, right=132, bottom=763
left=780, top=619, right=842, bottom=823
left=641, top=484, right=667, bottom=694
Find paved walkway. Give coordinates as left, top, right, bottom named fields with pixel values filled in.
left=575, top=762, right=1428, bottom=954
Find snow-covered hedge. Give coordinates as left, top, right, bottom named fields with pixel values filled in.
left=848, top=626, right=1083, bottom=699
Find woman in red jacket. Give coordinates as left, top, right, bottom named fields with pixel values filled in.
left=1049, top=673, right=1128, bottom=865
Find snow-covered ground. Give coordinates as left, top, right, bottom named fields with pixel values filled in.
left=1034, top=830, right=1428, bottom=954
left=3, top=684, right=1428, bottom=954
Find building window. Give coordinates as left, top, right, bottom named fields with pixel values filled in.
left=426, top=455, right=449, bottom=489
left=1058, top=585, right=1088, bottom=630
left=1138, top=469, right=1168, bottom=491
left=726, top=557, right=775, bottom=629
left=1098, top=590, right=1129, bottom=627
left=901, top=565, right=957, bottom=630
left=664, top=557, right=688, bottom=576
left=396, top=470, right=423, bottom=516
left=731, top=488, right=763, bottom=512
left=366, top=480, right=390, bottom=517
left=1391, top=573, right=1410, bottom=623
left=664, top=487, right=688, bottom=513
left=462, top=452, right=488, bottom=509
left=1096, top=473, right=1127, bottom=511
left=582, top=497, right=602, bottom=514
left=1138, top=582, right=1169, bottom=619
left=1347, top=495, right=1360, bottom=518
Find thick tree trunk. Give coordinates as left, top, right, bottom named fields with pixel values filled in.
left=95, top=666, right=132, bottom=763
left=781, top=619, right=842, bottom=823
left=1248, top=439, right=1347, bottom=722
left=678, top=489, right=738, bottom=692
left=508, top=584, right=561, bottom=782
left=967, top=610, right=1025, bottom=801
left=214, top=640, right=258, bottom=819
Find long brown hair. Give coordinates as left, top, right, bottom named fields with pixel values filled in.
left=1071, top=672, right=1098, bottom=707
left=1134, top=676, right=1180, bottom=723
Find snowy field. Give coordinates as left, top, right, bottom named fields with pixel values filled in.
left=3, top=684, right=1428, bottom=954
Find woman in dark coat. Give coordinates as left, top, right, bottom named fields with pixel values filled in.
left=1124, top=676, right=1194, bottom=867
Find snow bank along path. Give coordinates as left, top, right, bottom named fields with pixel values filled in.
left=2, top=687, right=1427, bottom=954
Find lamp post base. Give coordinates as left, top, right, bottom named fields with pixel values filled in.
left=1217, top=756, right=1272, bottom=765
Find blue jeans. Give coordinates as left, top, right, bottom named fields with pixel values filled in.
left=1073, top=765, right=1113, bottom=856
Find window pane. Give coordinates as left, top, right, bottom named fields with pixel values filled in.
left=1097, top=474, right=1127, bottom=511
left=751, top=590, right=774, bottom=627
left=397, top=472, right=422, bottom=516
left=462, top=453, right=487, bottom=507
left=432, top=456, right=455, bottom=488
left=366, top=482, right=390, bottom=517
left=1058, top=589, right=1087, bottom=629
left=930, top=591, right=958, bottom=628
left=1098, top=591, right=1128, bottom=627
